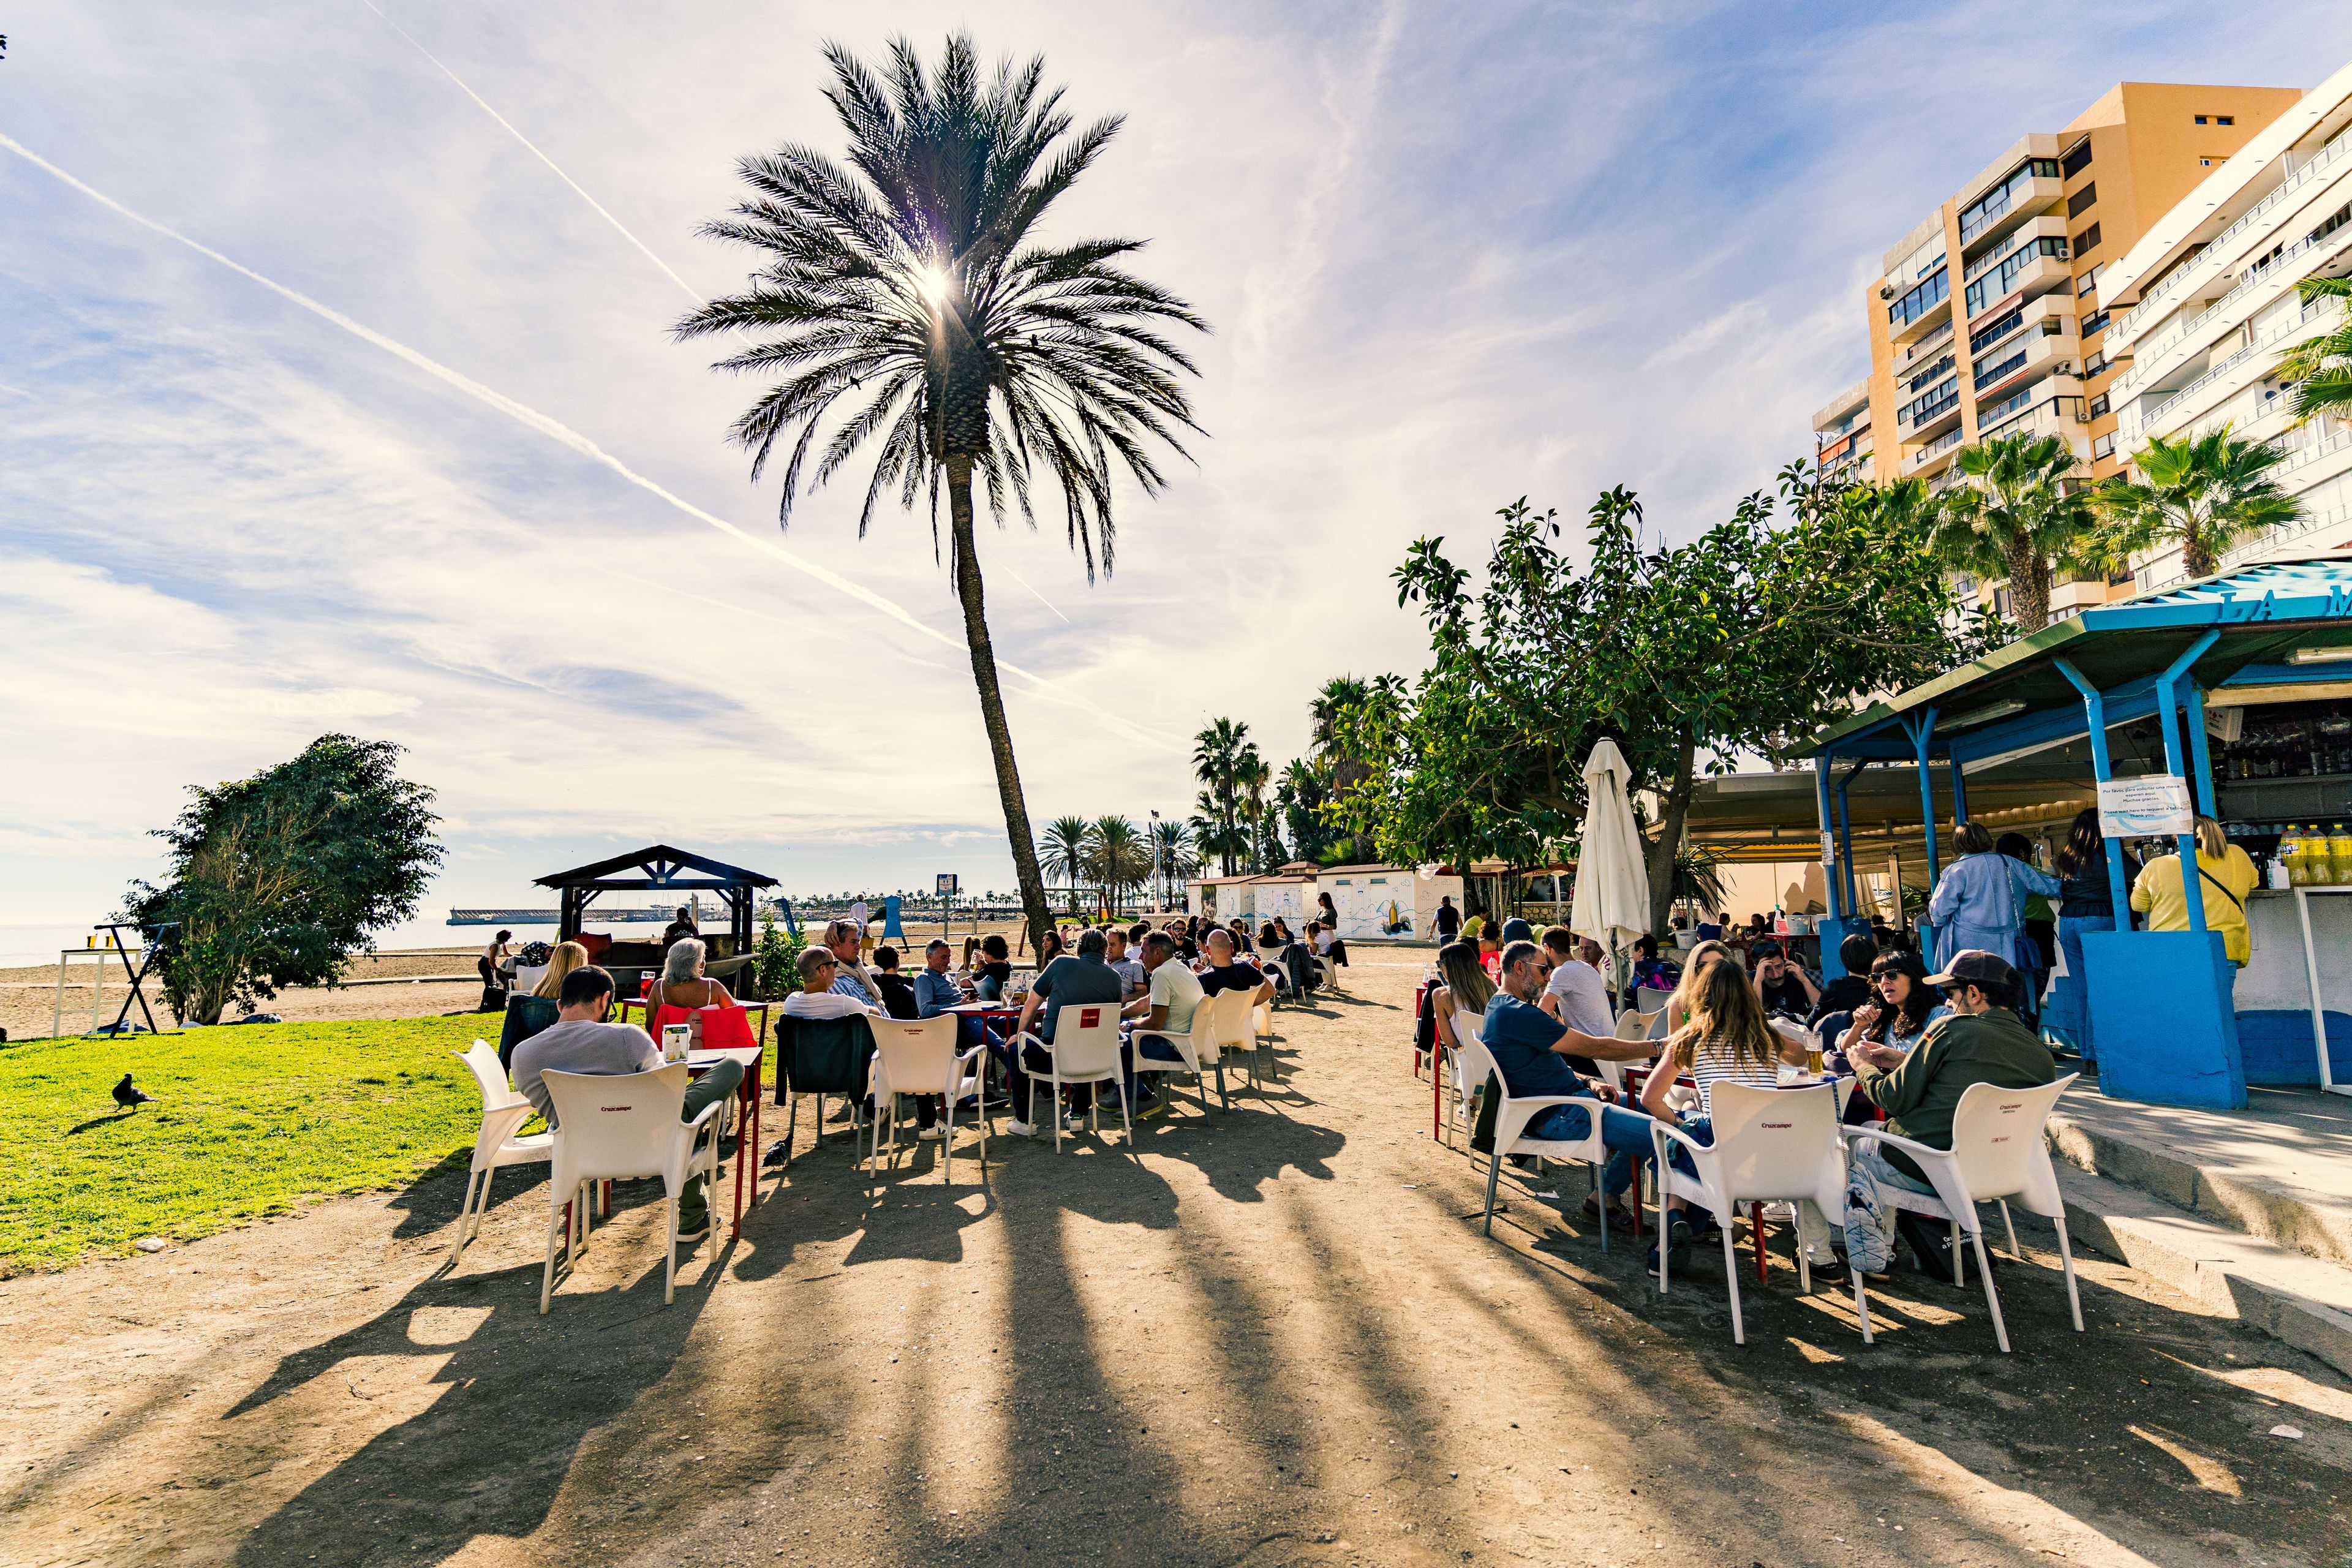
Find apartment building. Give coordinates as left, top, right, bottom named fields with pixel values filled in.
left=2102, top=59, right=2352, bottom=588
left=1816, top=82, right=2298, bottom=610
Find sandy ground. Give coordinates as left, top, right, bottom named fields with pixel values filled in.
left=3, top=954, right=2348, bottom=1568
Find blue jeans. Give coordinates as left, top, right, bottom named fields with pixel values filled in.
left=2049, top=914, right=2113, bottom=1061
left=1521, top=1099, right=1658, bottom=1193
left=1600, top=1112, right=1718, bottom=1200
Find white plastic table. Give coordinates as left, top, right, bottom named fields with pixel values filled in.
left=2290, top=886, right=2352, bottom=1098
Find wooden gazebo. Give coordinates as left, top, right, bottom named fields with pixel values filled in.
left=536, top=845, right=777, bottom=954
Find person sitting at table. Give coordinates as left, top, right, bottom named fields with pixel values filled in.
left=1498, top=916, right=1534, bottom=945
left=1427, top=940, right=1490, bottom=1084
left=1308, top=918, right=1349, bottom=971
left=1659, top=938, right=1738, bottom=1038
left=1632, top=956, right=1818, bottom=1269
left=644, top=938, right=737, bottom=1045
left=1694, top=911, right=1727, bottom=942
left=823, top=919, right=884, bottom=1008
left=1106, top=927, right=1148, bottom=1000
left=1115, top=930, right=1204, bottom=1115
left=1003, top=927, right=1126, bottom=1136
left=1196, top=928, right=1275, bottom=1007
left=1475, top=923, right=1504, bottom=975
left=660, top=905, right=698, bottom=950
left=512, top=965, right=739, bottom=1246
left=1035, top=927, right=1067, bottom=971
left=1534, top=926, right=1607, bottom=1035
left=1807, top=932, right=1881, bottom=1025
left=1749, top=939, right=1819, bottom=1022
left=1840, top=949, right=2055, bottom=1283
left=530, top=940, right=591, bottom=1000
left=1481, top=940, right=1660, bottom=1234
left=968, top=933, right=1013, bottom=1000
left=782, top=947, right=881, bottom=1019
left=1823, top=949, right=1948, bottom=1075
left=1626, top=933, right=1679, bottom=998
left=870, top=945, right=919, bottom=1020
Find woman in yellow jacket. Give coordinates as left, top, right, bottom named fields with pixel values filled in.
left=2130, top=816, right=2260, bottom=965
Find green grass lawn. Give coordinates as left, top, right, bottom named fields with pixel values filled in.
left=0, top=1016, right=507, bottom=1273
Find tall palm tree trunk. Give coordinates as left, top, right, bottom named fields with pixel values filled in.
left=2003, top=543, right=2052, bottom=632
left=946, top=456, right=1053, bottom=952
left=2182, top=519, right=2217, bottom=581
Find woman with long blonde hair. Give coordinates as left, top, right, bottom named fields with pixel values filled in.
left=1634, top=956, right=1806, bottom=1265
left=530, top=940, right=590, bottom=1000
left=1660, top=938, right=1740, bottom=1037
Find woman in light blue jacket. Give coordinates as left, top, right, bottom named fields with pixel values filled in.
left=1926, top=820, right=2058, bottom=971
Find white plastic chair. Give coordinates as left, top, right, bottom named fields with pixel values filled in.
left=1009, top=1000, right=1133, bottom=1152
left=1651, top=1081, right=1860, bottom=1345
left=1841, top=1074, right=2083, bottom=1354
left=1257, top=949, right=1294, bottom=1007
left=537, top=1064, right=725, bottom=1313
left=1454, top=1019, right=1618, bottom=1251
left=447, top=1040, right=552, bottom=1272
left=1634, top=987, right=1669, bottom=1016
left=1312, top=952, right=1343, bottom=993
left=1209, top=986, right=1271, bottom=1090
left=867, top=1014, right=989, bottom=1183
left=1130, top=998, right=1227, bottom=1115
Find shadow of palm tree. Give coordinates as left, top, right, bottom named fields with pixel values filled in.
left=225, top=1237, right=717, bottom=1567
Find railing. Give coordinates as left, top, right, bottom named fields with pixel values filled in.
left=2273, top=425, right=2352, bottom=478
left=1972, top=344, right=2030, bottom=391
left=1898, top=383, right=1959, bottom=429
left=2127, top=300, right=2335, bottom=436
left=1979, top=393, right=2084, bottom=445
left=1909, top=427, right=1966, bottom=468
left=2116, top=123, right=2352, bottom=342
left=2119, top=212, right=2352, bottom=394
left=1977, top=382, right=2038, bottom=428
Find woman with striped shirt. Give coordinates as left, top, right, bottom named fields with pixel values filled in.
left=1634, top=956, right=1807, bottom=1267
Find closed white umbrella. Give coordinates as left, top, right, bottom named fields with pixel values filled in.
left=1568, top=739, right=1653, bottom=1012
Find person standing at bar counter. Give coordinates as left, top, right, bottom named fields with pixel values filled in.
left=2132, top=815, right=2258, bottom=967
left=2048, top=809, right=2137, bottom=1062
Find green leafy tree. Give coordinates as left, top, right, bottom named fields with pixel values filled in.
left=676, top=33, right=1207, bottom=957
left=1374, top=474, right=1996, bottom=935
left=752, top=909, right=807, bottom=1000
left=2095, top=427, right=2304, bottom=582
left=1038, top=815, right=1094, bottom=912
left=122, top=735, right=443, bottom=1025
left=2280, top=276, right=2352, bottom=426
left=1929, top=432, right=2101, bottom=631
left=1275, top=758, right=1339, bottom=864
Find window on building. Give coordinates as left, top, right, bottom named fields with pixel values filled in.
left=2092, top=432, right=2115, bottom=459
left=2195, top=115, right=2209, bottom=126
left=2062, top=139, right=2094, bottom=178
left=2068, top=182, right=2098, bottom=218
left=2078, top=262, right=2101, bottom=296
left=2219, top=116, right=2235, bottom=126
left=2083, top=350, right=2108, bottom=377
left=2200, top=158, right=2215, bottom=168
left=2082, top=309, right=2111, bottom=337
left=2075, top=223, right=2102, bottom=257
left=2089, top=391, right=2110, bottom=417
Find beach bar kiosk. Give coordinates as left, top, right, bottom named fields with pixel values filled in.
left=1807, top=557, right=2352, bottom=1109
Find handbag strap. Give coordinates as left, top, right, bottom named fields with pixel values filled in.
left=2198, top=862, right=2244, bottom=911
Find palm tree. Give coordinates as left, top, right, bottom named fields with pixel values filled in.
left=1234, top=750, right=1273, bottom=870
left=2280, top=277, right=2352, bottom=426
left=1191, top=718, right=1250, bottom=874
left=1150, top=816, right=1201, bottom=906
left=1928, top=432, right=2100, bottom=631
left=676, top=35, right=1207, bottom=953
left=1308, top=676, right=1373, bottom=793
left=1039, top=815, right=1093, bottom=914
left=1087, top=815, right=1150, bottom=913
left=1188, top=793, right=1248, bottom=881
left=2097, top=428, right=2305, bottom=581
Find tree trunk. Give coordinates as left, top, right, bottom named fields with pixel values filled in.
left=1643, top=723, right=1697, bottom=940
left=2005, top=544, right=2052, bottom=632
left=945, top=456, right=1054, bottom=960
left=2182, top=527, right=2217, bottom=581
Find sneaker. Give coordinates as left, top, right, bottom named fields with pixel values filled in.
left=1006, top=1118, right=1037, bottom=1138
left=917, top=1125, right=944, bottom=1142
left=1644, top=1219, right=1695, bottom=1273
left=676, top=1218, right=711, bottom=1245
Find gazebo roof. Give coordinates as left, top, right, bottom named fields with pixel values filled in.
left=1812, top=554, right=2352, bottom=765
left=535, top=845, right=777, bottom=892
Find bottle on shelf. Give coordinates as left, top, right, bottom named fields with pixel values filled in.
left=2331, top=821, right=2352, bottom=887
left=2283, top=825, right=2309, bottom=886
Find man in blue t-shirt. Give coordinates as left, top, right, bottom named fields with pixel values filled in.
left=1479, top=941, right=1659, bottom=1229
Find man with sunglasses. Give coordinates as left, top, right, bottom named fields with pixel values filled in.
left=1839, top=949, right=2055, bottom=1281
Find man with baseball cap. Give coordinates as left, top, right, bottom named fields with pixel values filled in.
left=1839, top=948, right=2056, bottom=1281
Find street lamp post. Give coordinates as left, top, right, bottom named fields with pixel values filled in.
left=1150, top=809, right=1164, bottom=914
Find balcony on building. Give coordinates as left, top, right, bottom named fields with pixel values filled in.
left=1962, top=222, right=2074, bottom=323
left=1956, top=154, right=2067, bottom=249
left=1885, top=262, right=1952, bottom=346
left=1810, top=376, right=1872, bottom=442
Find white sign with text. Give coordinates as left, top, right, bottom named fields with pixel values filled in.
left=2097, top=774, right=2195, bottom=838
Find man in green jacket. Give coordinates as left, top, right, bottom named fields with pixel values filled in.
left=1842, top=949, right=2056, bottom=1278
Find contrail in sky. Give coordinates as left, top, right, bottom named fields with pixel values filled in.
left=0, top=131, right=1179, bottom=749
left=355, top=0, right=703, bottom=306
left=1003, top=566, right=1071, bottom=624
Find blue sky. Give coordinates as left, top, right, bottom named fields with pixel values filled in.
left=0, top=0, right=2341, bottom=958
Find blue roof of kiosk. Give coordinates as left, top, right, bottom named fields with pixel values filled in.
left=1812, top=554, right=2352, bottom=765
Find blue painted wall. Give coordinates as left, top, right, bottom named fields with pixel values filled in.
left=2081, top=929, right=2248, bottom=1109
left=2231, top=1010, right=2352, bottom=1086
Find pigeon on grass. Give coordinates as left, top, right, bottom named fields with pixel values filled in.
left=113, top=1074, right=158, bottom=1111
